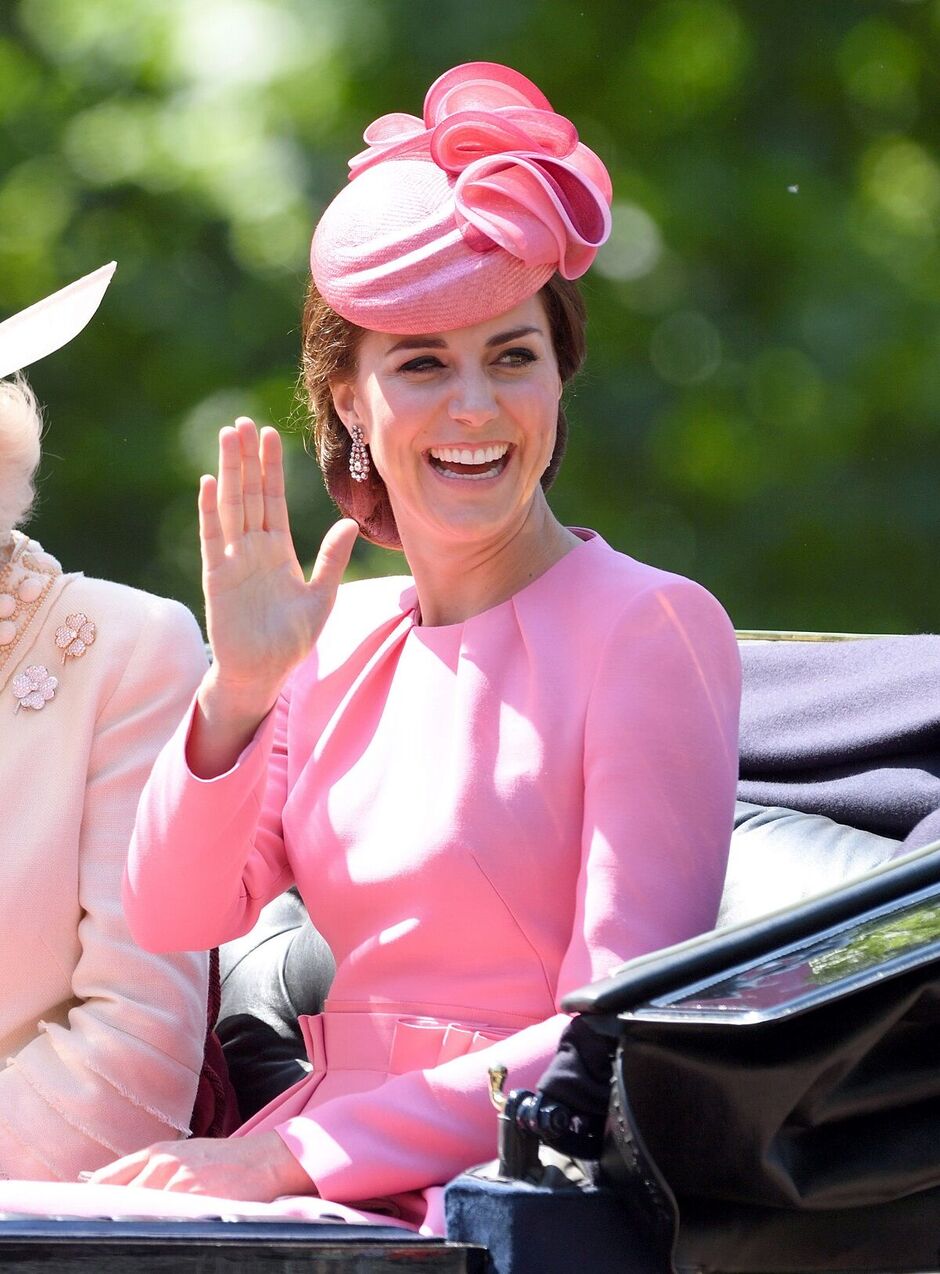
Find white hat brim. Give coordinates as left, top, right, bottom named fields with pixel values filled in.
left=0, top=261, right=116, bottom=381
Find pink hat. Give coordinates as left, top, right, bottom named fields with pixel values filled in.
left=310, top=63, right=612, bottom=333
left=0, top=262, right=116, bottom=381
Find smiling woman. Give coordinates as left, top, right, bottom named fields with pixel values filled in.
left=304, top=272, right=586, bottom=550
left=95, top=62, right=742, bottom=1235
left=323, top=294, right=576, bottom=626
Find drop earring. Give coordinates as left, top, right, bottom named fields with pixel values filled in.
left=349, top=424, right=371, bottom=483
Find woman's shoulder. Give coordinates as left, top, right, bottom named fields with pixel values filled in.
left=290, top=573, right=415, bottom=688
left=327, top=572, right=416, bottom=633
left=557, top=531, right=733, bottom=631
left=53, top=573, right=207, bottom=683
left=560, top=534, right=740, bottom=696
left=61, top=573, right=203, bottom=642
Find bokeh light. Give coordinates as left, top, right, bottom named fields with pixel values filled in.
left=0, top=0, right=938, bottom=634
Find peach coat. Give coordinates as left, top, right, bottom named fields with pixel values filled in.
left=0, top=532, right=209, bottom=1180
left=127, top=532, right=742, bottom=1231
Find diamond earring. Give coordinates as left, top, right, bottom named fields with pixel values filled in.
left=349, top=424, right=371, bottom=483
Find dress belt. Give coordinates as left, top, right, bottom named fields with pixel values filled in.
left=299, top=1010, right=515, bottom=1077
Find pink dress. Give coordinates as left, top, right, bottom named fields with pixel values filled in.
left=125, top=531, right=741, bottom=1232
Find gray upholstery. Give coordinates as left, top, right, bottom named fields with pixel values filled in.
left=217, top=888, right=335, bottom=1119
left=718, top=801, right=901, bottom=929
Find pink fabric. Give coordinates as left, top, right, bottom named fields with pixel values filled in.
left=0, top=1180, right=416, bottom=1227
left=311, top=62, right=612, bottom=333
left=126, top=531, right=741, bottom=1233
left=0, top=549, right=209, bottom=1181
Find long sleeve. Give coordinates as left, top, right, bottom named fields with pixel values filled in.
left=125, top=579, right=416, bottom=952
left=0, top=588, right=211, bottom=1180
left=273, top=578, right=742, bottom=1202
left=125, top=685, right=295, bottom=954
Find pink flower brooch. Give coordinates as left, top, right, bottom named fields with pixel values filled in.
left=55, top=612, right=97, bottom=662
left=12, top=664, right=58, bottom=711
left=10, top=609, right=97, bottom=713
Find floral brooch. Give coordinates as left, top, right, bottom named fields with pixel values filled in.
left=11, top=609, right=97, bottom=713
left=55, top=612, right=97, bottom=662
left=12, top=665, right=59, bottom=712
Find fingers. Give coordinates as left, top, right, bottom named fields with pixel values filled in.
left=309, top=518, right=359, bottom=596
left=86, top=1145, right=157, bottom=1186
left=216, top=426, right=245, bottom=544
left=213, top=419, right=288, bottom=545
left=86, top=1143, right=199, bottom=1192
left=236, top=417, right=264, bottom=533
left=259, top=426, right=290, bottom=534
left=198, top=474, right=225, bottom=574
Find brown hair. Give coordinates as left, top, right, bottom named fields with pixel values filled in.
left=301, top=274, right=587, bottom=549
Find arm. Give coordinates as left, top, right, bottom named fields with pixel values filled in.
left=125, top=680, right=294, bottom=953
left=271, top=579, right=742, bottom=1201
left=0, top=595, right=211, bottom=1181
left=125, top=419, right=357, bottom=954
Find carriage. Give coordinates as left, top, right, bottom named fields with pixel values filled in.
left=1, top=631, right=938, bottom=1274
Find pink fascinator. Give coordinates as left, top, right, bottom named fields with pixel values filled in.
left=0, top=262, right=116, bottom=381
left=311, top=63, right=612, bottom=333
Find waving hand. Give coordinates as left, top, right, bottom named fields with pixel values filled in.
left=190, top=417, right=358, bottom=776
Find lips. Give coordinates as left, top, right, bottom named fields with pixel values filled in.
left=427, top=442, right=511, bottom=480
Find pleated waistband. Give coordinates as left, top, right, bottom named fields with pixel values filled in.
left=299, top=1009, right=516, bottom=1077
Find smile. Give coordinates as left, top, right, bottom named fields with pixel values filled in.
left=427, top=443, right=511, bottom=481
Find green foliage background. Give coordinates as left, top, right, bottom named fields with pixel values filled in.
left=1, top=0, right=938, bottom=633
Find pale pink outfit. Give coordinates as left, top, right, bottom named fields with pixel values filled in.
left=0, top=535, right=209, bottom=1180
left=125, top=531, right=741, bottom=1232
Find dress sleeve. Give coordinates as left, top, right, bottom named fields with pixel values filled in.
left=124, top=676, right=295, bottom=954
left=0, top=595, right=212, bottom=1181
left=559, top=576, right=743, bottom=986
left=272, top=579, right=742, bottom=1203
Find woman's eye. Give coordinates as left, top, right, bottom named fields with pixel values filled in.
left=399, top=355, right=444, bottom=373
left=497, top=347, right=537, bottom=367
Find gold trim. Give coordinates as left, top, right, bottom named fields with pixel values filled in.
left=735, top=629, right=894, bottom=643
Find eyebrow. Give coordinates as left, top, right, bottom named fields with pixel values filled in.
left=384, top=325, right=544, bottom=355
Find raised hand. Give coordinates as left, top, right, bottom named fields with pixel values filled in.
left=190, top=418, right=358, bottom=776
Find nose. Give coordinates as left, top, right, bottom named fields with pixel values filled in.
left=448, top=369, right=498, bottom=429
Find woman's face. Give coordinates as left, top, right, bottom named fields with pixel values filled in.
left=331, top=294, right=562, bottom=552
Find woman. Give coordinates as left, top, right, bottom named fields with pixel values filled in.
left=0, top=266, right=210, bottom=1179
left=94, top=63, right=741, bottom=1231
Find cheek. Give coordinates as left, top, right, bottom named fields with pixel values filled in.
left=364, top=384, right=435, bottom=444
left=521, top=390, right=562, bottom=446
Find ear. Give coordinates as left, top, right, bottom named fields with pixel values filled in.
left=330, top=379, right=367, bottom=441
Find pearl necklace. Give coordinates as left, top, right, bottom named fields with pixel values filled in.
left=0, top=532, right=62, bottom=677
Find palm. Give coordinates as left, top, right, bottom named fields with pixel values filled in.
left=200, top=420, right=357, bottom=692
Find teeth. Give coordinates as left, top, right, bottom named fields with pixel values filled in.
left=429, top=443, right=509, bottom=465
left=436, top=466, right=502, bottom=481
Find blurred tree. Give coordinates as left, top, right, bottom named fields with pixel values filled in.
left=0, top=0, right=938, bottom=632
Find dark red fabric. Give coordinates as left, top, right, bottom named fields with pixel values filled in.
left=190, top=948, right=241, bottom=1137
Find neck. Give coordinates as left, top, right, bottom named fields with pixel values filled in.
left=0, top=530, right=15, bottom=567
left=399, top=497, right=581, bottom=628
